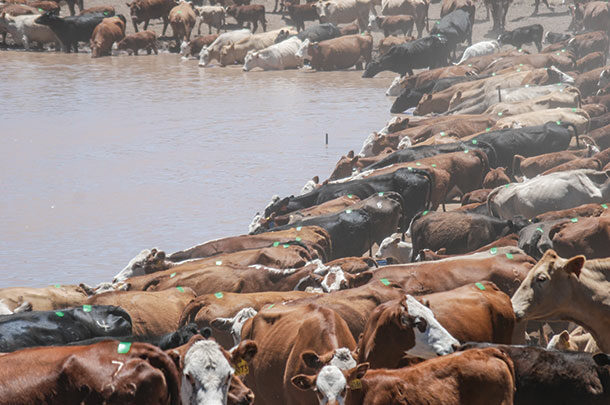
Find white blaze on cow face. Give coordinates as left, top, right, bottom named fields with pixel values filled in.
left=358, top=132, right=376, bottom=157
left=181, top=340, right=234, bottom=405
left=329, top=348, right=357, bottom=370
left=320, top=266, right=347, bottom=292
left=295, top=38, right=310, bottom=59
left=374, top=235, right=412, bottom=263
left=403, top=295, right=459, bottom=358
left=385, top=76, right=403, bottom=96
left=314, top=365, right=347, bottom=405
left=212, top=307, right=258, bottom=346
left=549, top=65, right=575, bottom=83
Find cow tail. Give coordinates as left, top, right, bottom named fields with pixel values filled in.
left=473, top=140, right=498, bottom=168
left=177, top=299, right=204, bottom=327
left=487, top=186, right=502, bottom=218
left=407, top=210, right=425, bottom=262
left=562, top=122, right=579, bottom=147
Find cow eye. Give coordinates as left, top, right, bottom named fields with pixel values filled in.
left=536, top=274, right=548, bottom=283
left=414, top=318, right=427, bottom=332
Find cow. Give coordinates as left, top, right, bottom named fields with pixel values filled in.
left=219, top=28, right=296, bottom=65
left=544, top=31, right=570, bottom=44
left=547, top=326, right=599, bottom=353
left=198, top=28, right=251, bottom=66
left=0, top=4, right=38, bottom=45
left=550, top=216, right=610, bottom=259
left=194, top=5, right=224, bottom=34
left=484, top=167, right=511, bottom=188
left=410, top=211, right=528, bottom=260
left=498, top=23, right=543, bottom=51
left=456, top=39, right=499, bottom=65
left=0, top=284, right=87, bottom=312
left=282, top=2, right=317, bottom=32
left=295, top=21, right=341, bottom=42
left=441, top=0, right=475, bottom=21
left=576, top=51, right=605, bottom=73
left=511, top=249, right=609, bottom=352
left=90, top=15, right=125, bottom=58
left=315, top=0, right=372, bottom=32
left=0, top=340, right=181, bottom=404
left=180, top=33, right=217, bottom=57
left=430, top=8, right=472, bottom=58
left=380, top=0, right=428, bottom=38
left=362, top=35, right=449, bottom=77
left=304, top=32, right=371, bottom=70
left=378, top=34, right=411, bottom=55
left=27, top=1, right=59, bottom=14
left=0, top=12, right=59, bottom=49
left=583, top=103, right=608, bottom=119
left=292, top=348, right=515, bottom=405
left=489, top=0, right=511, bottom=32
left=126, top=0, right=175, bottom=34
left=328, top=151, right=394, bottom=181
left=226, top=4, right=266, bottom=32
left=358, top=284, right=514, bottom=368
left=569, top=1, right=610, bottom=34
left=374, top=233, right=412, bottom=262
left=34, top=11, right=108, bottom=52
left=367, top=14, right=414, bottom=37
left=532, top=0, right=553, bottom=15
left=567, top=31, right=609, bottom=60
left=542, top=148, right=610, bottom=175
left=168, top=1, right=196, bottom=42
left=484, top=88, right=581, bottom=118
left=78, top=6, right=116, bottom=16
left=589, top=123, right=610, bottom=150
left=117, top=30, right=158, bottom=55
left=243, top=35, right=303, bottom=70
left=53, top=0, right=83, bottom=16
left=0, top=305, right=132, bottom=352
left=533, top=202, right=610, bottom=223
left=513, top=148, right=593, bottom=179
left=460, top=342, right=610, bottom=405
left=338, top=21, right=359, bottom=35
left=240, top=303, right=360, bottom=404
left=489, top=169, right=610, bottom=219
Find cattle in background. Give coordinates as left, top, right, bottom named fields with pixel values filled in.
left=374, top=233, right=413, bottom=262
left=0, top=305, right=132, bottom=352
left=367, top=14, right=414, bottom=37
left=576, top=51, right=605, bottom=73
left=569, top=1, right=610, bottom=34
left=57, top=0, right=83, bottom=16
left=484, top=88, right=581, bottom=118
left=362, top=35, right=449, bottom=77
left=35, top=11, right=108, bottom=52
left=0, top=285, right=87, bottom=312
left=293, top=348, right=515, bottom=405
left=168, top=1, right=196, bottom=41
left=220, top=28, right=297, bottom=65
left=79, top=6, right=116, bottom=16
left=544, top=31, right=570, bottom=44
left=498, top=23, right=543, bottom=51
left=126, top=0, right=175, bottom=34
left=306, top=32, right=372, bottom=71
left=315, top=0, right=373, bottom=32
left=441, top=0, right=475, bottom=22
left=381, top=0, right=428, bottom=38
left=194, top=5, right=224, bottom=34
left=512, top=250, right=609, bottom=352
left=118, top=30, right=158, bottom=54
left=378, top=34, right=411, bottom=55
left=0, top=340, right=181, bottom=404
left=512, top=149, right=593, bottom=179
left=430, top=8, right=472, bottom=58
left=90, top=15, right=126, bottom=58
left=226, top=4, right=266, bottom=32
left=489, top=0, right=511, bottom=32
left=456, top=39, right=499, bottom=64
left=284, top=2, right=317, bottom=32
left=533, top=202, right=610, bottom=223
left=0, top=4, right=38, bottom=45
left=294, top=21, right=341, bottom=43
left=0, top=13, right=59, bottom=49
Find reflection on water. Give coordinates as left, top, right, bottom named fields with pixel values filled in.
left=0, top=52, right=394, bottom=287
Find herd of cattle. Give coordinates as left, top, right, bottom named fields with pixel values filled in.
left=2, top=0, right=610, bottom=404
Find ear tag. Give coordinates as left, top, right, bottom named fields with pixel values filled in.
left=296, top=226, right=302, bottom=231
left=345, top=209, right=352, bottom=214
left=505, top=253, right=514, bottom=259
left=347, top=194, right=354, bottom=198
left=536, top=227, right=543, bottom=233
left=422, top=210, right=429, bottom=216
left=267, top=304, right=275, bottom=309
left=570, top=218, right=578, bottom=223
left=471, top=139, right=478, bottom=144
left=283, top=244, right=290, bottom=248
left=378, top=192, right=384, bottom=196
left=490, top=247, right=498, bottom=255
left=295, top=237, right=302, bottom=242
left=475, top=282, right=485, bottom=291
left=235, top=359, right=249, bottom=376
left=54, top=284, right=61, bottom=288
left=416, top=162, right=421, bottom=166
left=55, top=311, right=65, bottom=317
left=602, top=204, right=608, bottom=209
left=215, top=292, right=224, bottom=299
left=440, top=131, right=446, bottom=136
left=431, top=164, right=437, bottom=167
left=556, top=121, right=561, bottom=125
left=380, top=278, right=390, bottom=286
left=177, top=286, right=185, bottom=292
left=349, top=379, right=362, bottom=390
left=273, top=241, right=280, bottom=247
left=215, top=260, right=222, bottom=265
left=82, top=305, right=92, bottom=312
left=486, top=127, right=491, bottom=132
left=170, top=272, right=177, bottom=278
left=117, top=342, right=132, bottom=354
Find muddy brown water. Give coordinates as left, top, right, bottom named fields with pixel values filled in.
left=0, top=51, right=397, bottom=288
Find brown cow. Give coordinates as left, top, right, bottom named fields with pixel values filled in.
left=328, top=149, right=394, bottom=181
left=308, top=33, right=372, bottom=71
left=513, top=148, right=592, bottom=179
left=126, top=0, right=174, bottom=34
left=27, top=1, right=59, bottom=14
left=226, top=4, right=266, bottom=32
left=90, top=16, right=125, bottom=58
left=584, top=93, right=610, bottom=110
left=86, top=287, right=196, bottom=336
left=179, top=33, right=216, bottom=57
left=512, top=249, right=610, bottom=352
left=338, top=22, right=359, bottom=35
left=574, top=66, right=606, bottom=97
left=0, top=284, right=87, bottom=312
left=483, top=167, right=510, bottom=188
left=117, top=30, right=158, bottom=55
left=576, top=51, right=605, bottom=73
left=461, top=188, right=492, bottom=205
left=284, top=2, right=316, bottom=32
left=588, top=123, right=610, bottom=149
left=371, top=246, right=536, bottom=297
left=78, top=6, right=115, bottom=16
left=169, top=1, right=196, bottom=41
left=581, top=103, right=607, bottom=119
left=358, top=282, right=514, bottom=368
left=240, top=303, right=359, bottom=405
left=370, top=14, right=414, bottom=37
left=569, top=1, right=610, bottom=34
left=292, top=348, right=515, bottom=405
left=550, top=216, right=610, bottom=259
left=568, top=31, right=609, bottom=60
left=533, top=202, right=610, bottom=222
left=0, top=3, right=37, bottom=44
left=418, top=233, right=520, bottom=260
left=0, top=341, right=181, bottom=404
left=441, top=0, right=475, bottom=18
left=542, top=148, right=610, bottom=175
left=482, top=53, right=574, bottom=74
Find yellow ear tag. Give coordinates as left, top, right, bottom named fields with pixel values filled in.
left=235, top=359, right=249, bottom=376
left=349, top=379, right=362, bottom=390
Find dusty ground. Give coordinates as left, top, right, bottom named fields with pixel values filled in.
left=62, top=0, right=576, bottom=53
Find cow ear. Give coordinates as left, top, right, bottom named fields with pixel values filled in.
left=126, top=2, right=131, bottom=6
left=563, top=255, right=585, bottom=278
left=291, top=374, right=316, bottom=391
left=210, top=317, right=232, bottom=331
left=347, top=150, right=354, bottom=158
left=421, top=298, right=431, bottom=308
left=301, top=350, right=323, bottom=369
left=168, top=348, right=185, bottom=371
left=425, top=93, right=432, bottom=101
left=312, top=176, right=319, bottom=184
left=349, top=271, right=373, bottom=287
left=559, top=330, right=570, bottom=342
left=232, top=339, right=258, bottom=363
left=351, top=155, right=359, bottom=164
left=347, top=362, right=370, bottom=381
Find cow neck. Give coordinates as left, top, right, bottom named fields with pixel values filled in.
left=345, top=378, right=368, bottom=405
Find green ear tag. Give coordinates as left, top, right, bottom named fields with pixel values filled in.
left=55, top=311, right=64, bottom=317
left=556, top=121, right=561, bottom=125
left=490, top=247, right=498, bottom=255
left=215, top=260, right=222, bottom=266
left=475, top=282, right=485, bottom=291
left=54, top=284, right=61, bottom=288
left=472, top=139, right=478, bottom=144
left=486, top=128, right=491, bottom=132
left=296, top=226, right=302, bottom=231
left=273, top=241, right=280, bottom=247
left=536, top=227, right=543, bottom=233
left=283, top=244, right=290, bottom=248
left=345, top=209, right=352, bottom=214
left=347, top=194, right=353, bottom=198
left=416, top=162, right=421, bottom=166
left=492, top=73, right=496, bottom=76
left=602, top=204, right=608, bottom=209
left=431, top=164, right=437, bottom=167
left=504, top=183, right=510, bottom=188
left=267, top=304, right=274, bottom=309
left=498, top=112, right=503, bottom=116
left=295, top=237, right=302, bottom=242
left=464, top=149, right=469, bottom=153
left=378, top=192, right=384, bottom=196
left=468, top=64, right=472, bottom=67
left=518, top=48, right=523, bottom=52
left=176, top=286, right=185, bottom=292
left=380, top=278, right=390, bottom=286
left=82, top=305, right=92, bottom=312
left=422, top=210, right=429, bottom=216
left=571, top=218, right=578, bottom=223
left=104, top=11, right=108, bottom=15
left=440, top=131, right=446, bottom=136
left=170, top=272, right=177, bottom=278
left=214, top=292, right=224, bottom=299
left=572, top=108, right=577, bottom=112
left=38, top=8, right=44, bottom=12
left=117, top=342, right=132, bottom=354
left=506, top=253, right=514, bottom=259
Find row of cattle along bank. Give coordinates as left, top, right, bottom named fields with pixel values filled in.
left=2, top=0, right=610, bottom=404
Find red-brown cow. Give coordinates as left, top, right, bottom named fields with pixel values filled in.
left=284, top=2, right=317, bottom=32
left=550, top=216, right=610, bottom=259
left=126, top=0, right=174, bottom=34
left=308, top=33, right=372, bottom=71
left=117, top=30, right=158, bottom=55
left=226, top=4, right=266, bottom=32
left=90, top=16, right=125, bottom=58
left=169, top=1, right=196, bottom=41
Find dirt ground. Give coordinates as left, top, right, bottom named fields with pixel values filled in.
left=72, top=0, right=575, bottom=53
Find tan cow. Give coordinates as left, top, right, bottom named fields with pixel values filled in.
left=491, top=108, right=590, bottom=134
left=169, top=1, right=196, bottom=41
left=511, top=249, right=610, bottom=352
left=512, top=148, right=593, bottom=179
left=0, top=285, right=87, bottom=312
left=90, top=16, right=125, bottom=58
left=485, top=87, right=581, bottom=117
left=308, top=33, right=372, bottom=71
left=218, top=27, right=297, bottom=65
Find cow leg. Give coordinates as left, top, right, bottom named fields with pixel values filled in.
left=543, top=0, right=554, bottom=11
left=22, top=35, right=30, bottom=51
left=162, top=17, right=169, bottom=37
left=144, top=19, right=150, bottom=31
left=533, top=0, right=539, bottom=15
left=273, top=0, right=278, bottom=12
left=442, top=202, right=446, bottom=212
left=197, top=20, right=202, bottom=35
left=252, top=20, right=258, bottom=33
left=68, top=0, right=75, bottom=16
left=261, top=18, right=266, bottom=32
left=535, top=40, right=542, bottom=52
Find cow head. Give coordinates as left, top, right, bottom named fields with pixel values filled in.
left=243, top=50, right=259, bottom=71
left=226, top=5, right=236, bottom=16
left=300, top=176, right=319, bottom=195
left=598, top=68, right=610, bottom=89
left=171, top=335, right=257, bottom=405
left=34, top=11, right=59, bottom=26
left=314, top=1, right=330, bottom=21
left=362, top=60, right=382, bottom=78
left=511, top=249, right=586, bottom=321
left=113, top=248, right=169, bottom=283
left=307, top=266, right=374, bottom=292
left=295, top=38, right=310, bottom=59
left=292, top=363, right=369, bottom=405
left=568, top=4, right=584, bottom=32
left=302, top=347, right=358, bottom=371
left=274, top=29, right=291, bottom=44
left=390, top=88, right=424, bottom=114
left=211, top=307, right=258, bottom=346
left=219, top=42, right=235, bottom=66
left=374, top=235, right=412, bottom=263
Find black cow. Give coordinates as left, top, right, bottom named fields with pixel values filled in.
left=260, top=168, right=432, bottom=231
left=35, top=11, right=107, bottom=53
left=544, top=31, right=571, bottom=44
left=473, top=121, right=579, bottom=170
left=460, top=343, right=610, bottom=405
left=518, top=219, right=568, bottom=259
left=296, top=22, right=341, bottom=42
left=410, top=210, right=528, bottom=260
left=0, top=305, right=132, bottom=352
left=430, top=8, right=473, bottom=59
left=66, top=323, right=203, bottom=350
left=362, top=35, right=450, bottom=78
left=490, top=0, right=511, bottom=33
left=258, top=193, right=402, bottom=259
left=498, top=23, right=544, bottom=51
